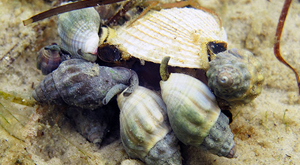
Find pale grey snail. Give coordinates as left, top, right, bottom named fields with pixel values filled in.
left=159, top=57, right=237, bottom=158
left=57, top=6, right=100, bottom=62
left=117, top=86, right=182, bottom=165
left=206, top=48, right=264, bottom=104
left=32, top=59, right=138, bottom=110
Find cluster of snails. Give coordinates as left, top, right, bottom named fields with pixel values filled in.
left=31, top=1, right=264, bottom=164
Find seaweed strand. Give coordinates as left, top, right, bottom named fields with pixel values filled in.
left=0, top=90, right=36, bottom=107
left=0, top=102, right=25, bottom=127
left=274, top=0, right=300, bottom=94
left=23, top=0, right=125, bottom=25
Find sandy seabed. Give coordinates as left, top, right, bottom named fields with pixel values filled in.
left=0, top=0, right=299, bottom=164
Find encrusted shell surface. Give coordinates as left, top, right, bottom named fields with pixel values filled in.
left=160, top=73, right=237, bottom=158
left=206, top=48, right=264, bottom=104
left=57, top=7, right=100, bottom=62
left=117, top=86, right=181, bottom=165
left=32, top=59, right=138, bottom=110
left=107, top=7, right=227, bottom=69
left=64, top=106, right=116, bottom=145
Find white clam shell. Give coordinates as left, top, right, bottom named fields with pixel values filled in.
left=108, top=7, right=227, bottom=69
left=57, top=7, right=100, bottom=60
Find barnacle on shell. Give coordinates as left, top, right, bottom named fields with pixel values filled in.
left=206, top=48, right=264, bottom=104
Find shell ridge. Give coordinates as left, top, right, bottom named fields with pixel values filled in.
left=155, top=8, right=193, bottom=36
left=120, top=19, right=203, bottom=66
left=143, top=16, right=201, bottom=51
left=118, top=87, right=171, bottom=161
left=137, top=19, right=199, bottom=54
left=143, top=15, right=194, bottom=46
left=109, top=8, right=227, bottom=69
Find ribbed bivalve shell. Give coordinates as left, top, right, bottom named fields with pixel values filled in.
left=160, top=73, right=237, bottom=158
left=33, top=59, right=138, bottom=110
left=117, top=86, right=182, bottom=165
left=57, top=7, right=100, bottom=62
left=206, top=48, right=264, bottom=104
left=107, top=7, right=227, bottom=69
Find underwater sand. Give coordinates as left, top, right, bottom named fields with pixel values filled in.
left=0, top=0, right=299, bottom=164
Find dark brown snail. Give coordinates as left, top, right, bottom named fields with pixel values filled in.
left=36, top=44, right=62, bottom=75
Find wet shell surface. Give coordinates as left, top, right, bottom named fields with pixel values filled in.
left=32, top=59, right=138, bottom=110
left=160, top=73, right=237, bottom=158
left=36, top=44, right=61, bottom=75
left=117, top=86, right=181, bottom=165
left=107, top=7, right=227, bottom=69
left=159, top=57, right=237, bottom=158
left=206, top=48, right=264, bottom=104
left=57, top=7, right=100, bottom=62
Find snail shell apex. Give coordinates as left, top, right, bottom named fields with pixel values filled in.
left=108, top=7, right=227, bottom=69
left=117, top=86, right=181, bottom=165
left=206, top=48, right=264, bottom=104
left=57, top=7, right=100, bottom=62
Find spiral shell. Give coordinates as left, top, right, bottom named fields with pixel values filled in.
left=117, top=86, right=182, bottom=165
left=107, top=7, right=227, bottom=69
left=36, top=44, right=62, bottom=75
left=57, top=7, right=100, bottom=62
left=32, top=59, right=138, bottom=110
left=206, top=48, right=264, bottom=104
left=65, top=106, right=116, bottom=145
left=160, top=57, right=237, bottom=158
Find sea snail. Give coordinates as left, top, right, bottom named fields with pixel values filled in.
left=64, top=106, right=116, bottom=145
left=117, top=86, right=182, bottom=165
left=36, top=44, right=62, bottom=75
left=206, top=48, right=264, bottom=104
left=160, top=57, right=237, bottom=158
left=32, top=59, right=139, bottom=110
left=57, top=6, right=100, bottom=62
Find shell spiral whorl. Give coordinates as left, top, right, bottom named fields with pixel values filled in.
left=57, top=7, right=100, bottom=62
left=33, top=59, right=138, bottom=110
left=36, top=44, right=62, bottom=75
left=159, top=57, right=237, bottom=158
left=206, top=48, right=264, bottom=104
left=117, top=86, right=182, bottom=165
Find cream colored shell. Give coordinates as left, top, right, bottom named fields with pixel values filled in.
left=107, top=7, right=227, bottom=69
left=117, top=86, right=171, bottom=160
left=57, top=7, right=100, bottom=61
left=160, top=73, right=221, bottom=146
